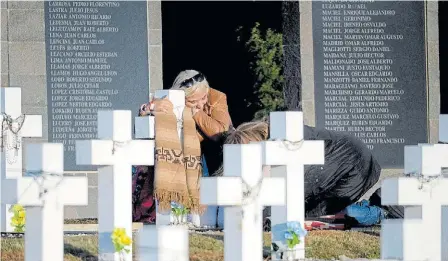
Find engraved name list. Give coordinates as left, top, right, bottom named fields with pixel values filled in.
left=312, top=1, right=427, bottom=167
left=45, top=1, right=150, bottom=170
left=48, top=1, right=119, bottom=152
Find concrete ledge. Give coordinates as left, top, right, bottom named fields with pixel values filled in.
left=63, top=222, right=144, bottom=232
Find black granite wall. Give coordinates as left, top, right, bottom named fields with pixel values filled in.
left=282, top=1, right=301, bottom=111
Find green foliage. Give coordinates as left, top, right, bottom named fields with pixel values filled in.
left=172, top=205, right=189, bottom=217
left=237, top=22, right=285, bottom=120
left=171, top=204, right=189, bottom=224
left=286, top=229, right=301, bottom=249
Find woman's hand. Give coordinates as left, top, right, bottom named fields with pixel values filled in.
left=139, top=98, right=173, bottom=115
left=139, top=102, right=152, bottom=116
left=186, top=101, right=203, bottom=116
left=153, top=98, right=173, bottom=113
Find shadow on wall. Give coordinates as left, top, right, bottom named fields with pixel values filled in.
left=161, top=1, right=282, bottom=126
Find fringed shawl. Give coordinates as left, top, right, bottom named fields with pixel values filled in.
left=152, top=108, right=204, bottom=214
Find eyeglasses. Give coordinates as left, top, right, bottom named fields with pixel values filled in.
left=180, top=73, right=205, bottom=88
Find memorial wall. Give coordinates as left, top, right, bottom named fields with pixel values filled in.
left=312, top=1, right=427, bottom=168
left=45, top=1, right=150, bottom=171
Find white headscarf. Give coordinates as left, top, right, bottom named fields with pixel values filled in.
left=170, top=69, right=201, bottom=90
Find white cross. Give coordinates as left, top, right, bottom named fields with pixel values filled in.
left=0, top=87, right=42, bottom=232
left=381, top=144, right=448, bottom=261
left=138, top=225, right=189, bottom=261
left=135, top=90, right=183, bottom=226
left=135, top=90, right=218, bottom=228
left=76, top=110, right=154, bottom=261
left=259, top=111, right=324, bottom=260
left=1, top=143, right=87, bottom=261
left=433, top=143, right=448, bottom=259
left=200, top=143, right=285, bottom=261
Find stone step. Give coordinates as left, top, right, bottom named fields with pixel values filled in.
left=63, top=222, right=144, bottom=232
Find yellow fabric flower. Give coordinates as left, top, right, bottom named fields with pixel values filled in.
left=120, top=235, right=132, bottom=246
left=18, top=210, right=25, bottom=218
left=111, top=227, right=132, bottom=253
left=112, top=228, right=126, bottom=239
left=12, top=205, right=24, bottom=213
left=11, top=217, right=19, bottom=226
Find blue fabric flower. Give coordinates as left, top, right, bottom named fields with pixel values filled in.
left=284, top=231, right=294, bottom=240
left=283, top=221, right=307, bottom=249
left=284, top=221, right=307, bottom=238
left=171, top=202, right=181, bottom=209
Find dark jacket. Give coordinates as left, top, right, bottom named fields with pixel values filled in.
left=303, top=126, right=382, bottom=217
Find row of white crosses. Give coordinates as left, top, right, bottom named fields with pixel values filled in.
left=200, top=112, right=325, bottom=261
left=0, top=87, right=153, bottom=260
left=0, top=87, right=87, bottom=261
left=381, top=144, right=448, bottom=261
left=0, top=87, right=42, bottom=232
left=139, top=109, right=324, bottom=261
left=73, top=89, right=213, bottom=261
left=5, top=85, right=448, bottom=261
left=0, top=88, right=325, bottom=261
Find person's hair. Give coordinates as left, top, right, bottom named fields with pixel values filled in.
left=211, top=120, right=269, bottom=177
left=185, top=80, right=210, bottom=98
left=224, top=120, right=269, bottom=144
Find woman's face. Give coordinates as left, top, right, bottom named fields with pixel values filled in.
left=186, top=88, right=208, bottom=109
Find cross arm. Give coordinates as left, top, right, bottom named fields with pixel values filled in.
left=2, top=176, right=88, bottom=206
left=259, top=140, right=324, bottom=166
left=259, top=177, right=285, bottom=206
left=200, top=177, right=243, bottom=206
left=20, top=114, right=42, bottom=137
left=381, top=177, right=427, bottom=206
left=76, top=140, right=114, bottom=165
left=434, top=144, right=448, bottom=170
left=0, top=114, right=42, bottom=138
left=76, top=140, right=154, bottom=166
left=405, top=145, right=442, bottom=177
left=431, top=179, right=448, bottom=204
left=200, top=177, right=286, bottom=207
left=134, top=116, right=155, bottom=139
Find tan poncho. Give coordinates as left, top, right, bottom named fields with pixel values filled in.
left=153, top=108, right=204, bottom=214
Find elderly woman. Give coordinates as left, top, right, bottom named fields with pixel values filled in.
left=132, top=70, right=232, bottom=223
left=224, top=121, right=403, bottom=227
